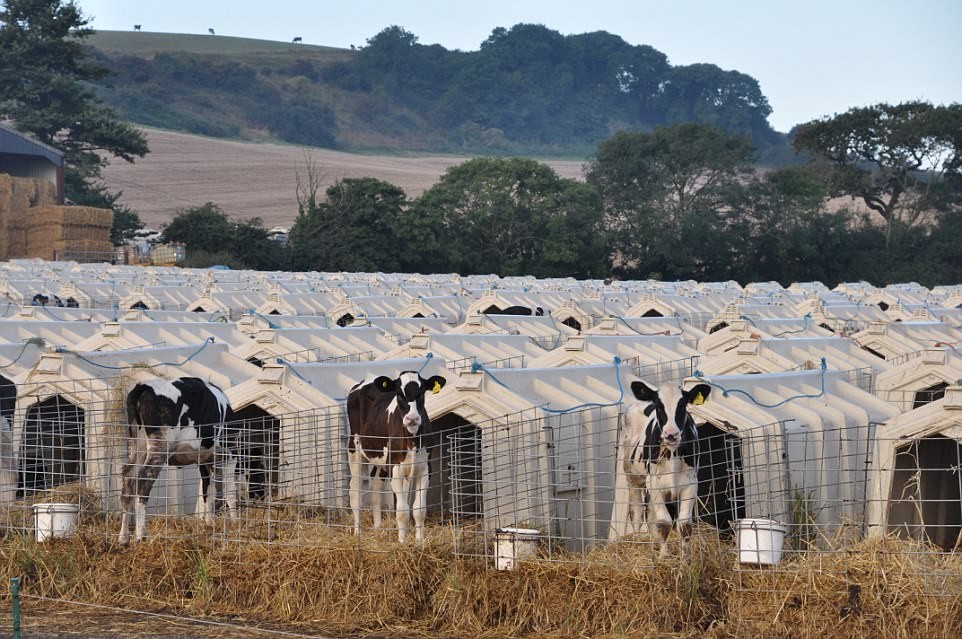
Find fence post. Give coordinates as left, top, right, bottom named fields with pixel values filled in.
left=11, top=576, right=21, bottom=639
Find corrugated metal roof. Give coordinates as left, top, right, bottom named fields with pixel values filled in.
left=0, top=123, right=64, bottom=166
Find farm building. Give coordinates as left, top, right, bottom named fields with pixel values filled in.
left=1, top=126, right=113, bottom=262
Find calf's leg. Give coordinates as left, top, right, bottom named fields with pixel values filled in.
left=647, top=490, right=673, bottom=559
left=391, top=464, right=413, bottom=543
left=213, top=448, right=239, bottom=520
left=131, top=449, right=166, bottom=542
left=411, top=451, right=430, bottom=543
left=348, top=443, right=364, bottom=536
left=370, top=468, right=386, bottom=529
left=676, top=482, right=698, bottom=560
left=625, top=473, right=647, bottom=534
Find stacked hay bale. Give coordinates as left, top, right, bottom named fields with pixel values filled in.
left=0, top=173, right=57, bottom=260
left=0, top=173, right=112, bottom=260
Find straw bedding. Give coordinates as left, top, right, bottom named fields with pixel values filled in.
left=1, top=506, right=958, bottom=639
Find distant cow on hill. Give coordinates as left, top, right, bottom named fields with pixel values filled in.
left=208, top=28, right=215, bottom=35
left=134, top=24, right=141, bottom=31
left=292, top=36, right=302, bottom=43
left=118, top=377, right=239, bottom=543
left=347, top=371, right=446, bottom=543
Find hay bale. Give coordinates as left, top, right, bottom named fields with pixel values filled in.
left=0, top=518, right=958, bottom=638
left=0, top=174, right=60, bottom=260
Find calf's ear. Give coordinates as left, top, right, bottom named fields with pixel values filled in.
left=630, top=380, right=658, bottom=402
left=374, top=376, right=397, bottom=392
left=424, top=375, right=446, bottom=394
left=684, top=383, right=712, bottom=405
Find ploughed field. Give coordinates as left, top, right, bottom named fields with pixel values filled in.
left=100, top=128, right=586, bottom=231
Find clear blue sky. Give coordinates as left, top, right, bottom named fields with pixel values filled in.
left=77, top=0, right=961, bottom=133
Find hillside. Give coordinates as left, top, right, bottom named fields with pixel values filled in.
left=85, top=27, right=790, bottom=161
left=100, top=127, right=585, bottom=230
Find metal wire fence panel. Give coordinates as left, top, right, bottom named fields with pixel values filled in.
left=628, top=356, right=700, bottom=386
left=1, top=387, right=958, bottom=593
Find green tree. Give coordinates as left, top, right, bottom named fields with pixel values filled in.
left=230, top=217, right=284, bottom=271
left=410, top=157, right=607, bottom=278
left=656, top=63, right=777, bottom=150
left=793, top=101, right=962, bottom=249
left=725, top=167, right=854, bottom=284
left=164, top=202, right=280, bottom=269
left=586, top=123, right=754, bottom=279
left=0, top=0, right=149, bottom=208
left=164, top=202, right=234, bottom=254
left=289, top=177, right=408, bottom=272
left=109, top=206, right=143, bottom=245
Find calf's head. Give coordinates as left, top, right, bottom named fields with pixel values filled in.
left=630, top=381, right=711, bottom=452
left=376, top=371, right=447, bottom=434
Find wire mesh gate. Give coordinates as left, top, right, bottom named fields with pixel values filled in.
left=1, top=381, right=958, bottom=595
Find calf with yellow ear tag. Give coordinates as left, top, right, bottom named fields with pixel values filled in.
left=621, top=380, right=711, bottom=559
left=347, top=371, right=447, bottom=543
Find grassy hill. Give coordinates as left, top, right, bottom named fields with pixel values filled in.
left=85, top=27, right=791, bottom=161
left=87, top=30, right=348, bottom=56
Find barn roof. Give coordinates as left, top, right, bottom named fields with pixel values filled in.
left=0, top=123, right=64, bottom=167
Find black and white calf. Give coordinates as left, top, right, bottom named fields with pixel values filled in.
left=346, top=371, right=446, bottom=543
left=119, top=377, right=238, bottom=543
left=621, top=380, right=711, bottom=559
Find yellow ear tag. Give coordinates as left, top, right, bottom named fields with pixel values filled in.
left=693, top=392, right=705, bottom=406
left=432, top=381, right=441, bottom=394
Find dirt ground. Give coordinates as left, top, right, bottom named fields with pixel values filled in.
left=100, top=128, right=587, bottom=232
left=14, top=600, right=344, bottom=638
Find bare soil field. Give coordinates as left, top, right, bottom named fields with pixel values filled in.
left=100, top=128, right=588, bottom=231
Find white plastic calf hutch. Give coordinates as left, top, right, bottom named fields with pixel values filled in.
left=428, top=362, right=635, bottom=551
left=264, top=356, right=451, bottom=512
left=874, top=346, right=962, bottom=411
left=683, top=370, right=899, bottom=544
left=11, top=341, right=258, bottom=518
left=864, top=386, right=962, bottom=550
left=381, top=332, right=547, bottom=372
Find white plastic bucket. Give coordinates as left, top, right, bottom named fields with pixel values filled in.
left=736, top=518, right=787, bottom=565
left=494, top=527, right=541, bottom=570
left=33, top=503, right=80, bottom=542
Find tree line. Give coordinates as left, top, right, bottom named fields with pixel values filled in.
left=3, top=2, right=960, bottom=287
left=88, top=23, right=786, bottom=158
left=164, top=107, right=961, bottom=288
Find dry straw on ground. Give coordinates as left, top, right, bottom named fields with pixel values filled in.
left=1, top=506, right=959, bottom=638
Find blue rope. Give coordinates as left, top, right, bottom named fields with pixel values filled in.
left=55, top=337, right=216, bottom=369
left=417, top=351, right=434, bottom=374
left=248, top=309, right=278, bottom=329
left=40, top=305, right=68, bottom=322
left=692, top=357, right=828, bottom=408
left=611, top=314, right=675, bottom=336
left=472, top=356, right=627, bottom=414
left=0, top=337, right=46, bottom=369
left=275, top=357, right=312, bottom=385
left=673, top=311, right=685, bottom=333
left=772, top=313, right=812, bottom=337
